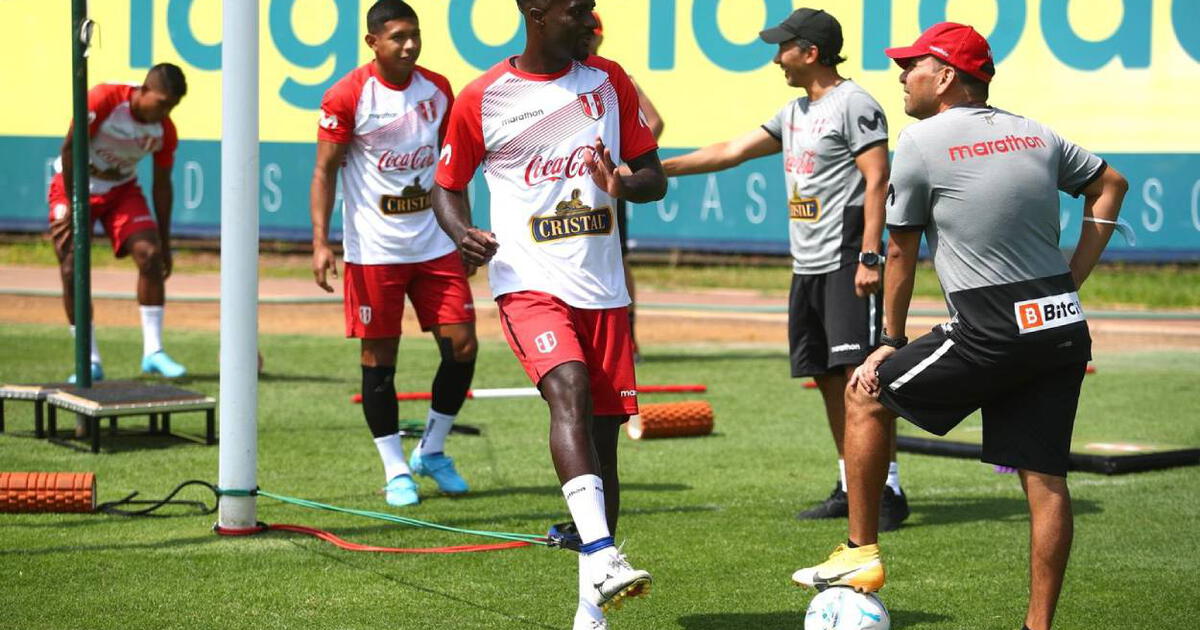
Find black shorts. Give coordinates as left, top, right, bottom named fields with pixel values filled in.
left=616, top=199, right=629, bottom=256
left=876, top=325, right=1087, bottom=477
left=788, top=264, right=882, bottom=377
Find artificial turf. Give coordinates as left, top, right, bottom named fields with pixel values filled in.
left=1, top=324, right=1197, bottom=629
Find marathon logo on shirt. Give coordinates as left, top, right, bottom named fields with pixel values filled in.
left=530, top=189, right=613, bottom=243
left=525, top=146, right=596, bottom=187
left=1013, top=292, right=1086, bottom=334
left=377, top=145, right=436, bottom=173
left=948, top=135, right=1047, bottom=161
left=788, top=188, right=821, bottom=222
left=379, top=179, right=431, bottom=215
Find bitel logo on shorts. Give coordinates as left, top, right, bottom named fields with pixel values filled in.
left=1013, top=292, right=1085, bottom=334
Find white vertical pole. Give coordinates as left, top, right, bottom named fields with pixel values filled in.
left=217, top=0, right=259, bottom=530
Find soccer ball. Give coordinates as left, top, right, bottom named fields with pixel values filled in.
left=804, top=587, right=890, bottom=630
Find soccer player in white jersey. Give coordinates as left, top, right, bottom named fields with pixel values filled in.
left=791, top=23, right=1129, bottom=630
left=310, top=0, right=477, bottom=508
left=432, top=1, right=666, bottom=626
left=663, top=8, right=909, bottom=530
left=48, top=63, right=189, bottom=384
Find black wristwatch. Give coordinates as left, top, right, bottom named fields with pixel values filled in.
left=858, top=251, right=882, bottom=267
left=879, top=333, right=908, bottom=349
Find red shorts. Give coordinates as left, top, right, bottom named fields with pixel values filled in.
left=343, top=252, right=476, bottom=338
left=497, top=291, right=637, bottom=416
left=47, top=174, right=157, bottom=256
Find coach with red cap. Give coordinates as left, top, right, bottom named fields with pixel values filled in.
left=791, top=22, right=1130, bottom=630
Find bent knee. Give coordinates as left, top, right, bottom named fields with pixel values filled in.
left=451, top=336, right=477, bottom=362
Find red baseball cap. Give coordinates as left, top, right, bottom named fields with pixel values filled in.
left=884, top=22, right=995, bottom=82
left=592, top=11, right=603, bottom=37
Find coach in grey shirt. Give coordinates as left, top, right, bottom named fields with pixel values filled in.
left=790, top=22, right=1129, bottom=630
left=663, top=8, right=909, bottom=531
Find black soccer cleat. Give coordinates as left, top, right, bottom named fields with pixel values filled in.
left=878, top=486, right=910, bottom=532
left=796, top=484, right=849, bottom=520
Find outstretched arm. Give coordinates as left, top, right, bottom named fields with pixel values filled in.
left=662, top=127, right=780, bottom=177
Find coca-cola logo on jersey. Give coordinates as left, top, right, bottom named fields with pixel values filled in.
left=377, top=145, right=436, bottom=173
left=525, top=146, right=595, bottom=187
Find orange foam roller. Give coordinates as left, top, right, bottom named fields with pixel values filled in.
left=0, top=472, right=96, bottom=513
left=626, top=401, right=714, bottom=440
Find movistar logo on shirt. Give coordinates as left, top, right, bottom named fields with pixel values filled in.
left=530, top=189, right=613, bottom=242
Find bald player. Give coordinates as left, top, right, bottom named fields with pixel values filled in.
left=791, top=23, right=1128, bottom=630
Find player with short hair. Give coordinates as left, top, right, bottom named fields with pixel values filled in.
left=310, top=0, right=477, bottom=507
left=790, top=23, right=1129, bottom=630
left=49, top=63, right=189, bottom=383
left=663, top=8, right=909, bottom=530
left=433, top=1, right=666, bottom=626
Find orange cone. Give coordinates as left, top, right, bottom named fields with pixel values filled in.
left=0, top=472, right=95, bottom=513
left=627, top=401, right=714, bottom=440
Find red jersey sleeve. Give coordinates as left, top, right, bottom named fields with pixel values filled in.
left=317, top=71, right=361, bottom=144
left=153, top=117, right=179, bottom=169
left=418, top=67, right=456, bottom=145
left=588, top=57, right=657, bottom=162
left=435, top=78, right=486, bottom=191
left=85, top=84, right=131, bottom=137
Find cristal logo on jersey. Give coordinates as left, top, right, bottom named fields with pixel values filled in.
left=319, top=110, right=339, bottom=130
left=377, top=145, right=436, bottom=173
left=525, top=146, right=596, bottom=187
left=1013, top=292, right=1086, bottom=334
left=577, top=91, right=605, bottom=120
left=530, top=189, right=613, bottom=243
left=534, top=331, right=558, bottom=354
left=789, top=188, right=822, bottom=222
left=417, top=98, right=437, bottom=123
left=379, top=178, right=431, bottom=215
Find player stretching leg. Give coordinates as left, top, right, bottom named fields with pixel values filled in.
left=792, top=24, right=1128, bottom=630
left=433, top=2, right=666, bottom=625
left=311, top=0, right=476, bottom=507
left=49, top=64, right=189, bottom=383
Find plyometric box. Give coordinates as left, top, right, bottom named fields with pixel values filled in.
left=898, top=426, right=1200, bottom=475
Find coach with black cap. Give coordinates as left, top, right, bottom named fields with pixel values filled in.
left=791, top=22, right=1130, bottom=630
left=665, top=8, right=909, bottom=531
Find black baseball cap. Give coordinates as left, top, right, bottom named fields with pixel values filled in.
left=759, top=8, right=843, bottom=56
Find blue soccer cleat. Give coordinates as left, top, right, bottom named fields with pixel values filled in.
left=67, top=362, right=105, bottom=384
left=408, top=451, right=469, bottom=495
left=141, top=351, right=187, bottom=378
left=384, top=474, right=420, bottom=507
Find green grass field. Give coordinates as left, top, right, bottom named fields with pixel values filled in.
left=1, top=325, right=1198, bottom=629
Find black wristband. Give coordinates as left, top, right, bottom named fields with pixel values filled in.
left=879, top=334, right=908, bottom=349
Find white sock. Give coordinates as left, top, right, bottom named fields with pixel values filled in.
left=886, top=461, right=902, bottom=495
left=70, top=324, right=102, bottom=364
left=139, top=305, right=164, bottom=357
left=575, top=553, right=605, bottom=626
left=418, top=409, right=455, bottom=455
left=562, top=474, right=611, bottom=546
left=373, top=433, right=411, bottom=482
left=838, top=459, right=848, bottom=491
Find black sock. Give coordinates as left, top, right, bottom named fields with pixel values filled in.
left=847, top=539, right=861, bottom=549
left=361, top=364, right=398, bottom=438
left=431, top=337, right=475, bottom=416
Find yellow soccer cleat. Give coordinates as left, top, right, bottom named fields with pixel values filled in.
left=791, top=543, right=886, bottom=593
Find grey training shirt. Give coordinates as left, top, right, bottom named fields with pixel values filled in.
left=887, top=105, right=1105, bottom=359
left=763, top=80, right=889, bottom=275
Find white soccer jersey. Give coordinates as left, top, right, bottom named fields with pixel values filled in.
left=436, top=56, right=657, bottom=309
left=319, top=63, right=456, bottom=265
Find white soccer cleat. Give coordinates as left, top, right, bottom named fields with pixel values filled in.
left=585, top=550, right=652, bottom=612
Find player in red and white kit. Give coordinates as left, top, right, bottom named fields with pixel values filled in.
left=310, top=0, right=477, bottom=508
left=433, top=1, right=666, bottom=626
left=49, top=63, right=189, bottom=383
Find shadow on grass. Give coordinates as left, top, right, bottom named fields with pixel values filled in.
left=158, top=372, right=348, bottom=385
left=0, top=533, right=218, bottom=557
left=461, top=482, right=692, bottom=500
left=43, top=430, right=213, bottom=454
left=677, top=608, right=951, bottom=629
left=908, top=496, right=1102, bottom=528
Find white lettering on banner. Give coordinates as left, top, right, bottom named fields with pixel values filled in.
left=263, top=163, right=282, bottom=213
left=183, top=161, right=203, bottom=210
left=745, top=172, right=767, bottom=224
left=1142, top=178, right=1163, bottom=232
left=44, top=158, right=55, bottom=192
left=701, top=174, right=723, bottom=221
left=657, top=177, right=679, bottom=222
left=1191, top=179, right=1200, bottom=232
left=1013, top=292, right=1086, bottom=335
